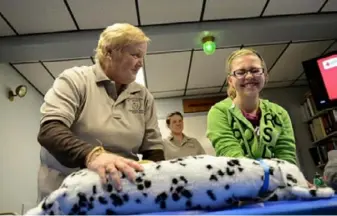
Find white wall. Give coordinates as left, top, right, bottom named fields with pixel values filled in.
left=0, top=64, right=43, bottom=214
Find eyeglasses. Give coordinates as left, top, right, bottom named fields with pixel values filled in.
left=231, top=68, right=264, bottom=78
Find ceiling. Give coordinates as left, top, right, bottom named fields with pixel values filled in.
left=1, top=0, right=337, bottom=99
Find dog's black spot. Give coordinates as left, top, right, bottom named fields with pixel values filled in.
left=261, top=176, right=264, bottom=181
left=232, top=159, right=240, bottom=166
left=180, top=176, right=188, bottom=183
left=172, top=193, right=180, bottom=201
left=110, top=194, right=124, bottom=206
left=210, top=174, right=218, bottom=181
left=106, top=209, right=115, bottom=215
left=135, top=198, right=142, bottom=204
left=137, top=184, right=144, bottom=190
left=185, top=200, right=192, bottom=208
left=206, top=164, right=213, bottom=170
left=269, top=167, right=274, bottom=176
left=121, top=172, right=126, bottom=179
left=98, top=196, right=108, bottom=204
left=42, top=202, right=53, bottom=211
left=122, top=194, right=129, bottom=202
left=227, top=161, right=235, bottom=167
left=287, top=183, right=292, bottom=187
left=286, top=174, right=298, bottom=183
left=238, top=167, right=244, bottom=172
left=226, top=167, right=235, bottom=176
left=135, top=177, right=143, bottom=183
left=207, top=190, right=216, bottom=201
left=217, top=170, right=225, bottom=176
left=181, top=189, right=193, bottom=198
left=179, top=163, right=187, bottom=167
left=269, top=194, right=279, bottom=201
left=160, top=201, right=166, bottom=209
left=144, top=180, right=152, bottom=188
left=143, top=193, right=148, bottom=197
left=170, top=187, right=173, bottom=192
left=278, top=186, right=286, bottom=189
left=107, top=184, right=113, bottom=192
left=309, top=189, right=317, bottom=197
left=92, top=185, right=97, bottom=194
left=70, top=204, right=80, bottom=214
left=155, top=192, right=168, bottom=204
left=253, top=161, right=260, bottom=166
left=224, top=184, right=230, bottom=190
left=176, top=186, right=184, bottom=193
left=89, top=196, right=94, bottom=202
left=172, top=178, right=178, bottom=184
left=49, top=211, right=54, bottom=215
left=156, top=165, right=161, bottom=170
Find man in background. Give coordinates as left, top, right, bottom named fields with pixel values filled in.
left=163, top=111, right=206, bottom=160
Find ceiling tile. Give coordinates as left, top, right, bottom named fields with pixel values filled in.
left=263, top=0, right=325, bottom=16
left=43, top=59, right=93, bottom=78
left=187, top=47, right=238, bottom=89
left=145, top=51, right=191, bottom=92
left=321, top=0, right=337, bottom=12
left=67, top=0, right=138, bottom=29
left=0, top=16, right=15, bottom=36
left=185, top=87, right=221, bottom=96
left=292, top=79, right=308, bottom=86
left=152, top=90, right=184, bottom=99
left=265, top=81, right=293, bottom=89
left=138, top=0, right=203, bottom=25
left=13, top=63, right=54, bottom=94
left=243, top=43, right=288, bottom=71
left=0, top=0, right=76, bottom=34
left=203, top=0, right=267, bottom=20
left=268, top=40, right=334, bottom=82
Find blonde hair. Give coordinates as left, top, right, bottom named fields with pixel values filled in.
left=94, top=23, right=150, bottom=63
left=226, top=48, right=267, bottom=99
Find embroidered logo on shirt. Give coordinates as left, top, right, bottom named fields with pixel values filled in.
left=128, top=98, right=144, bottom=114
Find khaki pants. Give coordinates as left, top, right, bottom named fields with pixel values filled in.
left=37, top=165, right=67, bottom=202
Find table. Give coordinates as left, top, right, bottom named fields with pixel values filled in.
left=145, top=195, right=337, bottom=215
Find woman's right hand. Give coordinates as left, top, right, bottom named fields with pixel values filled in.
left=86, top=152, right=144, bottom=191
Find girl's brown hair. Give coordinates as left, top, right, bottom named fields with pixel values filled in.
left=226, top=48, right=267, bottom=99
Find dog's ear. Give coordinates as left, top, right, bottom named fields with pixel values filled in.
left=290, top=186, right=335, bottom=199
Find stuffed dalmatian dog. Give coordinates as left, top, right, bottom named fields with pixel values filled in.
left=25, top=155, right=334, bottom=215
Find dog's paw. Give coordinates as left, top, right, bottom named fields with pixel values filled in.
left=291, top=185, right=335, bottom=199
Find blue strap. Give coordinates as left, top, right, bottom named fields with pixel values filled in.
left=257, top=158, right=270, bottom=195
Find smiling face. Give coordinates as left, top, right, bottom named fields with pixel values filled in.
left=168, top=114, right=184, bottom=135
left=106, top=42, right=147, bottom=84
left=227, top=53, right=267, bottom=98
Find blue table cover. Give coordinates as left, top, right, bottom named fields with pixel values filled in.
left=144, top=195, right=337, bottom=215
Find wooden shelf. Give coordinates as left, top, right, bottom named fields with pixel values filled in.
left=312, top=131, right=337, bottom=145
left=305, top=107, right=337, bottom=123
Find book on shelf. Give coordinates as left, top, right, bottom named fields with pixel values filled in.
left=301, top=93, right=337, bottom=168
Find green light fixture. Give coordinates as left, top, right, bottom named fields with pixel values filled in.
left=202, top=35, right=216, bottom=55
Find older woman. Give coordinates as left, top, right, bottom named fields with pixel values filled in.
left=37, top=23, right=164, bottom=200
left=207, top=48, right=297, bottom=164
left=163, top=111, right=205, bottom=160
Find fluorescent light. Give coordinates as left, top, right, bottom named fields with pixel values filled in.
left=135, top=67, right=146, bottom=86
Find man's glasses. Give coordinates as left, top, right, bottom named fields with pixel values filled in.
left=231, top=68, right=264, bottom=79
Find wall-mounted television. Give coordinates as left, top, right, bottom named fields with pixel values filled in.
left=302, top=51, right=337, bottom=111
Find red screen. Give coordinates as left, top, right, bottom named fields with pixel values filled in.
left=317, top=54, right=337, bottom=100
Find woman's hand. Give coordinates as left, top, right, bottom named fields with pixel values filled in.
left=87, top=152, right=144, bottom=191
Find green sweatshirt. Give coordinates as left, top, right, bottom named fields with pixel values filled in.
left=206, top=97, right=297, bottom=164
